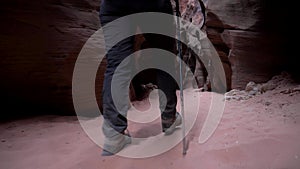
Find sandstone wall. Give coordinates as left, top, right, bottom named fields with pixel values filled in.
left=1, top=0, right=297, bottom=119
left=205, top=0, right=290, bottom=89
left=0, top=0, right=101, bottom=117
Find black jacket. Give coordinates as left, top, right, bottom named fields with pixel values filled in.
left=100, top=0, right=172, bottom=16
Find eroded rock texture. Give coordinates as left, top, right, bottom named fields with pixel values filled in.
left=205, top=0, right=294, bottom=89
left=0, top=0, right=101, bottom=117
left=0, top=0, right=297, bottom=119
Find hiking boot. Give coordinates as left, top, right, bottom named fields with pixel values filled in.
left=163, top=112, right=182, bottom=135
left=101, top=131, right=131, bottom=156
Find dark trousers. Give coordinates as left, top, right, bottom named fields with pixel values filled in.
left=100, top=0, right=178, bottom=135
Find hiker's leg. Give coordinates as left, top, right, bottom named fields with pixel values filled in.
left=100, top=14, right=135, bottom=137
left=137, top=0, right=179, bottom=130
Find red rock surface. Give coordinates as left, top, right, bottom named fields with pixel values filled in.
left=0, top=0, right=101, bottom=116
left=0, top=0, right=297, bottom=118
left=205, top=0, right=290, bottom=89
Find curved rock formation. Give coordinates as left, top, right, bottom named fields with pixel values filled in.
left=1, top=0, right=297, bottom=119
left=205, top=0, right=295, bottom=89
left=0, top=0, right=101, bottom=118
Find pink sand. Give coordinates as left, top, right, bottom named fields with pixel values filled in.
left=1, top=84, right=300, bottom=169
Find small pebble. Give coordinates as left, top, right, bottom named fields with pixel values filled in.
left=264, top=101, right=271, bottom=106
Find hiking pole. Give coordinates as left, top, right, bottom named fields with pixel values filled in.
left=174, top=0, right=187, bottom=155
